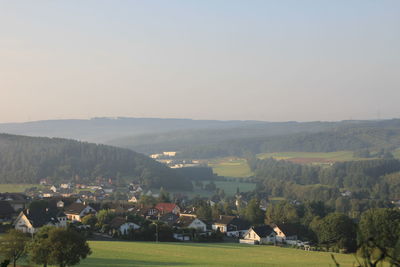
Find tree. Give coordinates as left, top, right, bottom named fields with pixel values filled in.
left=0, top=229, right=29, bottom=267
left=244, top=198, right=264, bottom=225
left=81, top=214, right=98, bottom=229
left=357, top=208, right=400, bottom=266
left=315, top=213, right=357, bottom=252
left=47, top=228, right=91, bottom=267
left=158, top=187, right=171, bottom=203
left=26, top=226, right=53, bottom=267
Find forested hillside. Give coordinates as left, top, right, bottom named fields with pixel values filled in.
left=175, top=121, right=400, bottom=158
left=249, top=156, right=400, bottom=202
left=0, top=134, right=192, bottom=190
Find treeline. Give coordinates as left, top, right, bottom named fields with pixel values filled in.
left=265, top=200, right=400, bottom=261
left=0, top=134, right=192, bottom=190
left=249, top=157, right=400, bottom=202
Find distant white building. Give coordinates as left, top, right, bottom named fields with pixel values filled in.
left=163, top=151, right=177, bottom=157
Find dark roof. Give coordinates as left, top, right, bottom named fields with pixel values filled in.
left=228, top=218, right=251, bottom=231
left=175, top=216, right=202, bottom=228
left=273, top=223, right=298, bottom=237
left=214, top=215, right=236, bottom=225
left=0, top=193, right=29, bottom=202
left=64, top=203, right=87, bottom=215
left=22, top=208, right=65, bottom=228
left=252, top=225, right=276, bottom=238
left=214, top=216, right=250, bottom=231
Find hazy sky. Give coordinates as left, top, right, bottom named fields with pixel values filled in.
left=1, top=1, right=399, bottom=123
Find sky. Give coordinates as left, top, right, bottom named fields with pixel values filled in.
left=1, top=0, right=399, bottom=123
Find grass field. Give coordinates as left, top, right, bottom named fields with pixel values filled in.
left=0, top=184, right=40, bottom=193
left=207, top=158, right=253, bottom=178
left=257, top=151, right=369, bottom=165
left=75, top=241, right=360, bottom=267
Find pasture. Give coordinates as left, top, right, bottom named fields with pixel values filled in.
left=207, top=158, right=253, bottom=178
left=76, top=241, right=360, bottom=267
left=0, top=184, right=40, bottom=193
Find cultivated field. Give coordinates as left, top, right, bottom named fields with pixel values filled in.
left=77, top=241, right=360, bottom=267
left=207, top=158, right=253, bottom=178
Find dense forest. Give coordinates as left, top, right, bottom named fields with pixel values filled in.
left=247, top=156, right=400, bottom=211
left=0, top=134, right=192, bottom=190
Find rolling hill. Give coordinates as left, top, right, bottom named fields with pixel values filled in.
left=0, top=133, right=192, bottom=190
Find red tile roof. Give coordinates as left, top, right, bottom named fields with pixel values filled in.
left=155, top=203, right=179, bottom=214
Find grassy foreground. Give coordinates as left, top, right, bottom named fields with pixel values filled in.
left=77, top=241, right=358, bottom=267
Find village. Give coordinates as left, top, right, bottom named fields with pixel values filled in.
left=0, top=178, right=309, bottom=248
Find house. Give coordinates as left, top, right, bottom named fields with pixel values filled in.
left=60, top=183, right=72, bottom=189
left=109, top=216, right=140, bottom=236
left=41, top=190, right=55, bottom=198
left=57, top=200, right=65, bottom=208
left=128, top=195, right=139, bottom=203
left=272, top=223, right=298, bottom=243
left=14, top=208, right=67, bottom=234
left=129, top=184, right=143, bottom=194
left=0, top=193, right=29, bottom=211
left=78, top=191, right=94, bottom=200
left=64, top=203, right=97, bottom=222
left=102, top=186, right=114, bottom=194
left=159, top=212, right=179, bottom=226
left=59, top=188, right=74, bottom=197
left=155, top=203, right=180, bottom=215
left=212, top=215, right=250, bottom=237
left=175, top=216, right=207, bottom=232
left=133, top=206, right=160, bottom=220
left=0, top=201, right=15, bottom=221
left=240, top=225, right=276, bottom=245
left=50, top=185, right=58, bottom=193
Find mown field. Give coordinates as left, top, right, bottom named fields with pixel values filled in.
left=0, top=184, right=41, bottom=193
left=207, top=158, right=253, bottom=178
left=75, top=241, right=360, bottom=267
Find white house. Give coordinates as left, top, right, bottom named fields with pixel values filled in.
left=212, top=216, right=250, bottom=237
left=176, top=217, right=207, bottom=232
left=240, top=225, right=276, bottom=245
left=14, top=209, right=67, bottom=234
left=64, top=203, right=97, bottom=222
left=128, top=196, right=139, bottom=203
left=109, top=216, right=140, bottom=235
left=273, top=224, right=298, bottom=243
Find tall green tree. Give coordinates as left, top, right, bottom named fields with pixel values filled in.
left=26, top=226, right=53, bottom=267
left=47, top=228, right=91, bottom=267
left=244, top=198, right=264, bottom=225
left=0, top=229, right=29, bottom=267
left=314, top=213, right=357, bottom=252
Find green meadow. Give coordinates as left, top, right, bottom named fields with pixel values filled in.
left=76, top=241, right=360, bottom=267
left=207, top=158, right=253, bottom=178
left=0, top=184, right=40, bottom=193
